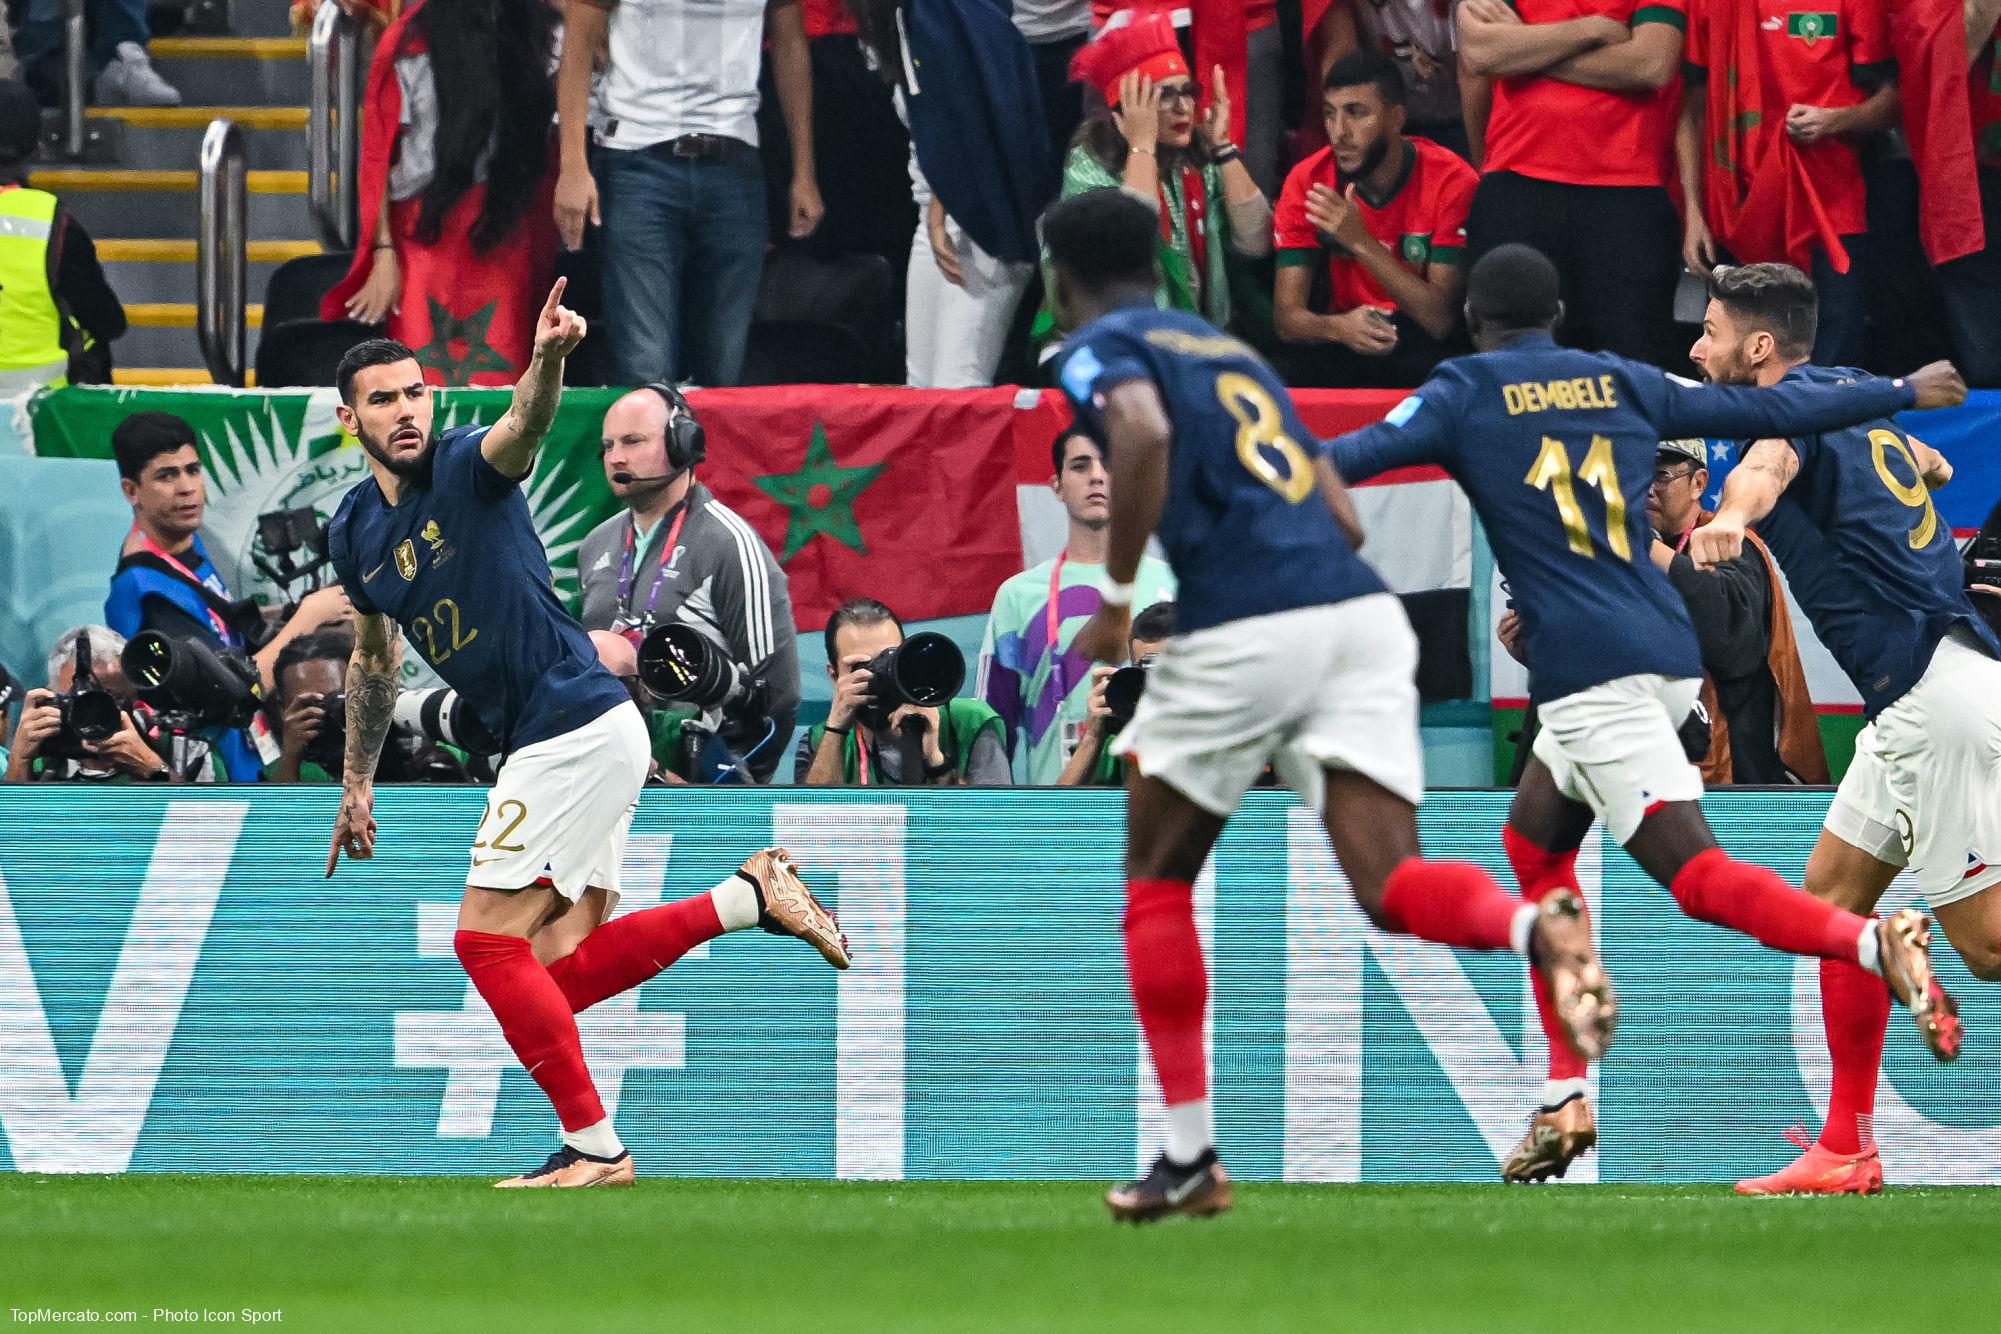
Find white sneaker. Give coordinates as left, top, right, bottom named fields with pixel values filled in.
left=94, top=42, right=182, bottom=108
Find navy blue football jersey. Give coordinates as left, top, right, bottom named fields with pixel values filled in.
left=1327, top=332, right=1917, bottom=703
left=1746, top=364, right=2001, bottom=719
left=1055, top=303, right=1385, bottom=634
left=327, top=425, right=630, bottom=752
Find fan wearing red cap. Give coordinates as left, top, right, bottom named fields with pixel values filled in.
left=1036, top=8, right=1270, bottom=340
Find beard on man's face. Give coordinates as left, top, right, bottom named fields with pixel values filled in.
left=358, top=424, right=439, bottom=479
left=1337, top=136, right=1392, bottom=187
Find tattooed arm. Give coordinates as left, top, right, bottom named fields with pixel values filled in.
left=480, top=278, right=588, bottom=480
left=326, top=611, right=400, bottom=876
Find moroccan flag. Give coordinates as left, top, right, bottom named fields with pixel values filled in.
left=1891, top=0, right=1985, bottom=265
left=688, top=386, right=1023, bottom=630
left=1699, top=0, right=1850, bottom=273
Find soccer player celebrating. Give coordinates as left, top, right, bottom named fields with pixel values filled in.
left=322, top=281, right=849, bottom=1189
left=1053, top=188, right=1616, bottom=1225
left=1327, top=245, right=1968, bottom=1186
left=1686, top=264, right=1999, bottom=1196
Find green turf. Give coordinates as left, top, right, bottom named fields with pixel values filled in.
left=2, top=1176, right=1991, bottom=1333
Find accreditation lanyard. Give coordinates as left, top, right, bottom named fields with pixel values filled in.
left=134, top=528, right=230, bottom=640
left=616, top=502, right=690, bottom=627
left=1046, top=553, right=1069, bottom=701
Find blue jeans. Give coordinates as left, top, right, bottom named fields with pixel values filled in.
left=597, top=145, right=768, bottom=387
left=18, top=0, right=150, bottom=99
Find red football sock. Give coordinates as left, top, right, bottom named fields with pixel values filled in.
left=454, top=929, right=605, bottom=1133
left=546, top=893, right=726, bottom=1013
left=1503, top=825, right=1588, bottom=1083
left=1378, top=858, right=1522, bottom=951
left=1818, top=952, right=1891, bottom=1155
left=1123, top=878, right=1208, bottom=1105
left=1668, top=849, right=1871, bottom=962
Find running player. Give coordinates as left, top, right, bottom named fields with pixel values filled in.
left=1685, top=263, right=1997, bottom=1196
left=1326, top=245, right=1967, bottom=1185
left=1050, top=188, right=1615, bottom=1225
left=322, top=282, right=849, bottom=1189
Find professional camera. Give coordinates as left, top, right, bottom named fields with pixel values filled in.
left=252, top=505, right=332, bottom=598
left=859, top=632, right=963, bottom=726
left=121, top=631, right=262, bottom=731
left=290, top=687, right=494, bottom=778
left=393, top=687, right=501, bottom=755
left=1103, top=653, right=1157, bottom=734
left=42, top=632, right=126, bottom=761
left=638, top=623, right=765, bottom=714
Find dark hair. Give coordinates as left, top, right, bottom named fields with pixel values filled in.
left=1044, top=188, right=1158, bottom=293
left=112, top=412, right=199, bottom=480
left=0, top=79, right=43, bottom=169
left=1069, top=107, right=1217, bottom=178
left=824, top=597, right=902, bottom=666
left=336, top=339, right=422, bottom=404
left=274, top=628, right=355, bottom=687
left=1051, top=427, right=1101, bottom=475
left=1131, top=600, right=1176, bottom=644
left=1708, top=263, right=1818, bottom=359
left=1466, top=244, right=1562, bottom=331
left=409, top=0, right=557, bottom=254
left=1322, top=50, right=1406, bottom=107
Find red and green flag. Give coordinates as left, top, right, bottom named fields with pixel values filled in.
left=689, top=386, right=1023, bottom=630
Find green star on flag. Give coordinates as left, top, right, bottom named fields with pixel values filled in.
left=413, top=297, right=513, bottom=387
left=753, top=421, right=886, bottom=561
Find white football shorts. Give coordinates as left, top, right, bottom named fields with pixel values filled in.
left=1111, top=594, right=1425, bottom=816
left=465, top=699, right=649, bottom=905
left=1824, top=627, right=2001, bottom=909
left=1531, top=673, right=1704, bottom=844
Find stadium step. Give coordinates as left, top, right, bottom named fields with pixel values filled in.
left=41, top=3, right=318, bottom=381
left=145, top=37, right=310, bottom=108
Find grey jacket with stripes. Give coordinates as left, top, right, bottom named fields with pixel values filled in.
left=577, top=481, right=800, bottom=781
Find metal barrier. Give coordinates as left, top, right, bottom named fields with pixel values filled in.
left=307, top=3, right=363, bottom=251
left=58, top=0, right=86, bottom=159
left=197, top=119, right=249, bottom=387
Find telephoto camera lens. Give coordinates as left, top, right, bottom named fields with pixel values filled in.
left=638, top=623, right=753, bottom=711
left=863, top=632, right=965, bottom=718
left=121, top=632, right=263, bottom=730
left=1103, top=659, right=1153, bottom=734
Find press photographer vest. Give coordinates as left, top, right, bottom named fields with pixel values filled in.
left=807, top=700, right=1003, bottom=784
left=0, top=186, right=71, bottom=394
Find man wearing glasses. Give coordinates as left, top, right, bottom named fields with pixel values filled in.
left=1501, top=437, right=1825, bottom=786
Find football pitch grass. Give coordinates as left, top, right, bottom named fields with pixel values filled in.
left=3, top=1176, right=1994, bottom=1333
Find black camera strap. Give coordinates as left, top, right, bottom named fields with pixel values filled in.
left=115, top=551, right=273, bottom=650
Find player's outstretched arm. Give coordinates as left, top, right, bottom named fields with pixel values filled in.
left=1073, top=381, right=1173, bottom=665
left=1653, top=361, right=1966, bottom=441
left=482, top=278, right=588, bottom=480
left=326, top=611, right=400, bottom=877
left=1688, top=439, right=1797, bottom=569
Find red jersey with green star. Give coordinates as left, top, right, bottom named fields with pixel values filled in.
left=1685, top=0, right=1893, bottom=239
left=1273, top=136, right=1477, bottom=314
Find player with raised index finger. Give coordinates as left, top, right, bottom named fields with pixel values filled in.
left=322, top=280, right=849, bottom=1189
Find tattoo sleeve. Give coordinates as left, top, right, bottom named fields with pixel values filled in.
left=344, top=612, right=401, bottom=783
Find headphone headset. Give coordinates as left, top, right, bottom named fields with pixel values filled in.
left=642, top=382, right=707, bottom=474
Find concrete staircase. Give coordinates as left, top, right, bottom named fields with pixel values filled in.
left=29, top=8, right=327, bottom=385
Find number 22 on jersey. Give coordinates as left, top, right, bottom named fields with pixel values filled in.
left=1526, top=435, right=1631, bottom=560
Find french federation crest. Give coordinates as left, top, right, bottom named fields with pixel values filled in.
left=395, top=539, right=418, bottom=581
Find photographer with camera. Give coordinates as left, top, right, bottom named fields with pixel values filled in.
left=105, top=412, right=353, bottom=780
left=3, top=626, right=179, bottom=783
left=579, top=386, right=799, bottom=783
left=796, top=598, right=1008, bottom=786
left=1057, top=601, right=1175, bottom=787
left=265, top=629, right=478, bottom=784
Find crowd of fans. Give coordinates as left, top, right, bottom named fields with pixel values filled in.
left=264, top=0, right=2001, bottom=391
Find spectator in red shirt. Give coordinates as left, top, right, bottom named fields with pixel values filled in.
left=1457, top=0, right=1687, bottom=364
left=1271, top=51, right=1477, bottom=387
left=1939, top=5, right=2001, bottom=385
left=1679, top=0, right=1900, bottom=369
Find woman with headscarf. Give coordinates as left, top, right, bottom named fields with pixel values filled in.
left=320, top=0, right=559, bottom=387
left=1042, top=9, right=1270, bottom=339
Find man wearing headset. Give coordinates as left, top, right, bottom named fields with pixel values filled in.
left=578, top=384, right=799, bottom=782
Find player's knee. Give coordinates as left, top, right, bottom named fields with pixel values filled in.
left=1959, top=941, right=2001, bottom=983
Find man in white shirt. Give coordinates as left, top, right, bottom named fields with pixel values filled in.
left=555, top=0, right=824, bottom=388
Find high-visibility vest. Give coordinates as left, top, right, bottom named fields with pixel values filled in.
left=0, top=185, right=70, bottom=393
